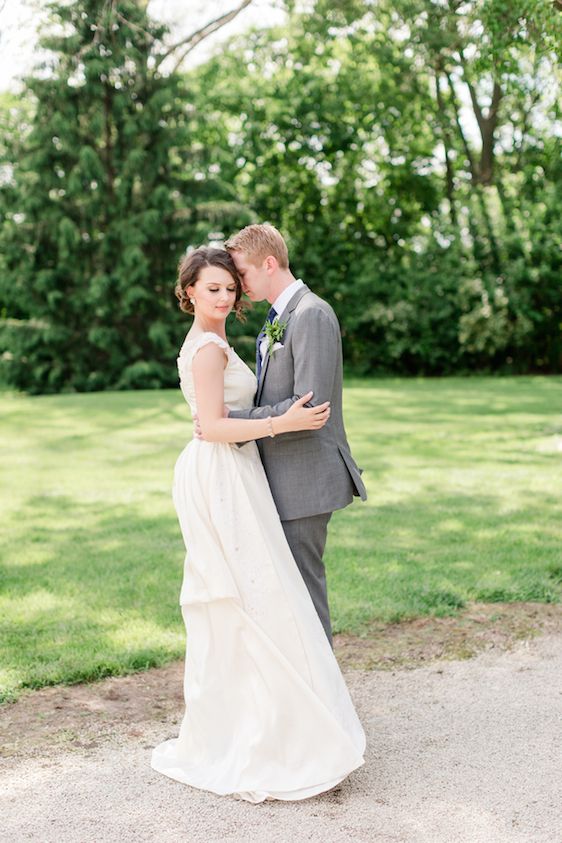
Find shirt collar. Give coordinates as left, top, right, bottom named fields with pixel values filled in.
left=271, top=278, right=304, bottom=318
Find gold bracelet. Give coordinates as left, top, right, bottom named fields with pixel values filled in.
left=266, top=416, right=275, bottom=437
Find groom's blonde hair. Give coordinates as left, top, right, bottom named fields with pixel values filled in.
left=225, top=223, right=289, bottom=269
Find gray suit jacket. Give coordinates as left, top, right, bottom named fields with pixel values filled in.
left=230, top=285, right=367, bottom=521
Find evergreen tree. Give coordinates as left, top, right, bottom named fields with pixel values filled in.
left=0, top=1, right=249, bottom=392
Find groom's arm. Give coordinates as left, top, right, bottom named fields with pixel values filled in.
left=229, top=308, right=339, bottom=437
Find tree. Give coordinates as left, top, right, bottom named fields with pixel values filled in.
left=186, top=0, right=561, bottom=373
left=0, top=0, right=254, bottom=392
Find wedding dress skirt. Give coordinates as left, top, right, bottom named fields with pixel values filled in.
left=150, top=333, right=366, bottom=803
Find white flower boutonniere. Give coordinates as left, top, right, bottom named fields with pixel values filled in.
left=264, top=316, right=287, bottom=355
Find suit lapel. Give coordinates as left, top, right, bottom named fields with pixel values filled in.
left=256, top=285, right=310, bottom=403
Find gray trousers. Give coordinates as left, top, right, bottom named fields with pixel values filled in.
left=281, top=512, right=333, bottom=648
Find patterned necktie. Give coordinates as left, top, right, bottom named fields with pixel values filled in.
left=256, top=306, right=276, bottom=380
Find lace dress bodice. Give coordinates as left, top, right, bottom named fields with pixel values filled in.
left=177, top=332, right=257, bottom=416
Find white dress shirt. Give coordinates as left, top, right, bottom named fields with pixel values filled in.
left=259, top=278, right=304, bottom=364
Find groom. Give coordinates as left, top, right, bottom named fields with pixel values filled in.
left=224, top=224, right=367, bottom=647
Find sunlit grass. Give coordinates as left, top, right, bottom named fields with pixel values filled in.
left=330, top=376, right=562, bottom=629
left=1, top=376, right=561, bottom=702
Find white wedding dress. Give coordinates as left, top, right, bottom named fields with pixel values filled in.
left=150, top=332, right=366, bottom=802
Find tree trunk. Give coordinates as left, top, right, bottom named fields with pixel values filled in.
left=461, top=64, right=503, bottom=185
left=435, top=71, right=458, bottom=226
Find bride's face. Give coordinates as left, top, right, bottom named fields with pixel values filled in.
left=188, top=266, right=237, bottom=321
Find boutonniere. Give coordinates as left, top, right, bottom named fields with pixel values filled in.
left=264, top=316, right=287, bottom=355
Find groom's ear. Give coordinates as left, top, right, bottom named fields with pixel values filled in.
left=264, top=255, right=278, bottom=274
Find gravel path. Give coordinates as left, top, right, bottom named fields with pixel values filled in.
left=1, top=632, right=561, bottom=843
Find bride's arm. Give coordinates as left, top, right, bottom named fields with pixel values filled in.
left=192, top=344, right=329, bottom=443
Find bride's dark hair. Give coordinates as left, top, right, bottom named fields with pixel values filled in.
left=175, top=246, right=248, bottom=321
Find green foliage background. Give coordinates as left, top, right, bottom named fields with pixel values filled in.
left=0, top=0, right=561, bottom=392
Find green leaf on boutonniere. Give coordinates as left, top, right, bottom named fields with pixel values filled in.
left=264, top=316, right=288, bottom=354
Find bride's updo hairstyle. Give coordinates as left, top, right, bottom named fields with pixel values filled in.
left=175, top=246, right=247, bottom=321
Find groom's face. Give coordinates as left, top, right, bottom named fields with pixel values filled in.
left=230, top=251, right=270, bottom=303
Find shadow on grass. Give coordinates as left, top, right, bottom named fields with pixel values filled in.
left=1, top=494, right=186, bottom=701
left=2, top=485, right=560, bottom=702
left=2, top=392, right=189, bottom=451
left=345, top=375, right=562, bottom=424
left=327, top=489, right=562, bottom=633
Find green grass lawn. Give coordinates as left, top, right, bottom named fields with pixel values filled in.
left=1, top=376, right=561, bottom=702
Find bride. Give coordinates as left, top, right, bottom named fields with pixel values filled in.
left=151, top=246, right=366, bottom=803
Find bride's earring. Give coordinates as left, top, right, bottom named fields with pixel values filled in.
left=190, top=298, right=195, bottom=305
